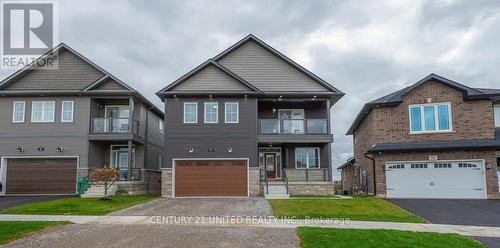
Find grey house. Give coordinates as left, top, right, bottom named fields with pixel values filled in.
left=157, top=35, right=344, bottom=198
left=0, top=43, right=164, bottom=196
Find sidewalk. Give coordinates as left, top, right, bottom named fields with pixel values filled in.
left=2, top=214, right=500, bottom=238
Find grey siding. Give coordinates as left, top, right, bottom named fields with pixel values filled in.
left=172, top=65, right=252, bottom=92
left=144, top=107, right=164, bottom=170
left=5, top=50, right=104, bottom=90
left=164, top=96, right=258, bottom=167
left=218, top=41, right=329, bottom=92
left=0, top=96, right=90, bottom=168
left=92, top=78, right=128, bottom=91
left=258, top=101, right=328, bottom=119
left=283, top=143, right=329, bottom=169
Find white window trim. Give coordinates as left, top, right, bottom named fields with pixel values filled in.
left=183, top=102, right=198, bottom=124
left=295, top=147, right=320, bottom=169
left=61, top=100, right=74, bottom=123
left=204, top=102, right=219, bottom=124
left=159, top=119, right=164, bottom=134
left=225, top=102, right=239, bottom=123
left=408, top=102, right=453, bottom=134
left=12, top=101, right=25, bottom=123
left=494, top=104, right=500, bottom=127
left=31, top=101, right=55, bottom=123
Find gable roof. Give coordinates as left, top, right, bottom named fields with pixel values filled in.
left=157, top=59, right=261, bottom=96
left=346, top=73, right=500, bottom=135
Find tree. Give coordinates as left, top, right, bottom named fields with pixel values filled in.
left=89, top=167, right=119, bottom=200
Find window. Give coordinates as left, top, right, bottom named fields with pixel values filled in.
left=204, top=102, right=218, bottom=123
left=410, top=163, right=428, bottom=169
left=295, top=147, right=320, bottom=169
left=388, top=164, right=405, bottom=169
left=434, top=163, right=452, bottom=168
left=12, top=101, right=25, bottom=123
left=409, top=103, right=452, bottom=133
left=61, top=101, right=74, bottom=122
left=458, top=163, right=477, bottom=168
left=159, top=119, right=164, bottom=134
left=225, top=102, right=239, bottom=123
left=31, top=101, right=55, bottom=123
left=183, top=102, right=197, bottom=123
left=495, top=105, right=500, bottom=127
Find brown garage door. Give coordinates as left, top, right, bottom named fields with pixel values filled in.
left=6, top=158, right=77, bottom=195
left=175, top=159, right=248, bottom=197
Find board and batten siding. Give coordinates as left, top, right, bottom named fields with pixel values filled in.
left=4, top=50, right=104, bottom=90
left=172, top=64, right=253, bottom=92
left=0, top=96, right=91, bottom=168
left=217, top=40, right=329, bottom=92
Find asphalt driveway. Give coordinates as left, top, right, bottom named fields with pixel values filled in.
left=3, top=224, right=298, bottom=248
left=389, top=199, right=500, bottom=227
left=110, top=197, right=272, bottom=217
left=0, top=196, right=70, bottom=210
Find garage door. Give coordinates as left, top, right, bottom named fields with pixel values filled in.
left=174, top=159, right=248, bottom=197
left=6, top=158, right=77, bottom=195
left=386, top=160, right=485, bottom=199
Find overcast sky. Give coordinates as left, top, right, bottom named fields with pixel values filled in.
left=2, top=0, right=500, bottom=179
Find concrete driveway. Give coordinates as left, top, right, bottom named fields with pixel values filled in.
left=3, top=224, right=298, bottom=248
left=0, top=196, right=70, bottom=210
left=110, top=197, right=272, bottom=217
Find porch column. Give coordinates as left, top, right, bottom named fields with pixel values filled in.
left=127, top=139, right=133, bottom=180
left=128, top=97, right=134, bottom=134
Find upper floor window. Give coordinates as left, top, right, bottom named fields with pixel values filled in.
left=409, top=103, right=452, bottom=133
left=204, top=102, right=218, bottom=123
left=159, top=119, right=164, bottom=134
left=61, top=101, right=74, bottom=122
left=31, top=101, right=55, bottom=123
left=183, top=102, right=197, bottom=123
left=295, top=147, right=320, bottom=169
left=495, top=105, right=500, bottom=127
left=12, top=101, right=25, bottom=123
left=225, top=102, right=239, bottom=123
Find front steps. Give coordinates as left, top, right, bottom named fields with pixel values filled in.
left=80, top=184, right=117, bottom=198
left=264, top=183, right=290, bottom=199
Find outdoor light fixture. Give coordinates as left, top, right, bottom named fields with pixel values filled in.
left=208, top=148, right=214, bottom=152
left=209, top=95, right=213, bottom=98
left=56, top=147, right=63, bottom=152
left=173, top=95, right=177, bottom=98
left=228, top=148, right=233, bottom=153
left=16, top=147, right=24, bottom=152
left=272, top=108, right=276, bottom=114
left=486, top=162, right=491, bottom=170
left=188, top=147, right=194, bottom=153
left=38, top=147, right=45, bottom=151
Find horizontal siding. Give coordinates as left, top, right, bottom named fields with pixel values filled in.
left=173, top=65, right=251, bottom=92
left=93, top=78, right=127, bottom=90
left=6, top=50, right=104, bottom=90
left=218, top=41, right=329, bottom=92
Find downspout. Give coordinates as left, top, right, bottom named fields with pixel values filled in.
left=364, top=153, right=376, bottom=196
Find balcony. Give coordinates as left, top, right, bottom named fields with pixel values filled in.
left=89, top=118, right=144, bottom=142
left=258, top=119, right=332, bottom=143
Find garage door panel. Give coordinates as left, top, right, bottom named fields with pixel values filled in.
left=175, top=159, right=248, bottom=197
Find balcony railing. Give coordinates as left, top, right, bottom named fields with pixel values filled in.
left=259, top=119, right=328, bottom=134
left=91, top=118, right=140, bottom=135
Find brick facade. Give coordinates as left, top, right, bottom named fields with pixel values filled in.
left=349, top=80, right=500, bottom=198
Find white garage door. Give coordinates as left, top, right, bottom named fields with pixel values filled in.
left=386, top=160, right=485, bottom=199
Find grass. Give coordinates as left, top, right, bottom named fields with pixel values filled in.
left=297, top=227, right=486, bottom=248
left=1, top=195, right=158, bottom=215
left=0, top=221, right=71, bottom=245
left=269, top=196, right=426, bottom=223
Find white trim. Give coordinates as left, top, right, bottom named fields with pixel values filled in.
left=31, top=101, right=55, bottom=123
left=61, top=100, right=74, bottom=123
left=294, top=147, right=320, bottom=169
left=384, top=159, right=487, bottom=199
left=159, top=119, right=164, bottom=134
left=172, top=158, right=250, bottom=198
left=494, top=104, right=500, bottom=127
left=408, top=102, right=453, bottom=134
left=110, top=145, right=136, bottom=168
left=12, top=101, right=25, bottom=123
left=204, top=102, right=219, bottom=124
left=104, top=105, right=129, bottom=118
left=0, top=155, right=80, bottom=196
left=224, top=102, right=239, bottom=123
left=183, top=102, right=198, bottom=124
left=259, top=147, right=282, bottom=179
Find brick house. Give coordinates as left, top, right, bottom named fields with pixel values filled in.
left=339, top=74, right=500, bottom=199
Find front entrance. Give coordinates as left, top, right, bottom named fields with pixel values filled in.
left=259, top=147, right=282, bottom=179
left=110, top=145, right=135, bottom=180
left=265, top=153, right=277, bottom=178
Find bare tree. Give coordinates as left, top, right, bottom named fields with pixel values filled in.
left=89, top=167, right=119, bottom=200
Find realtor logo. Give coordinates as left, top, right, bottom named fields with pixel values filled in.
left=1, top=1, right=59, bottom=69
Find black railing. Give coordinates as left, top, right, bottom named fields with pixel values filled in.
left=83, top=167, right=142, bottom=181
left=260, top=168, right=269, bottom=195
left=259, top=119, right=328, bottom=134
left=90, top=118, right=140, bottom=135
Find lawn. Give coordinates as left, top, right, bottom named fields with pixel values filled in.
left=0, top=221, right=70, bottom=245
left=297, top=227, right=486, bottom=248
left=0, top=195, right=158, bottom=215
left=269, top=196, right=426, bottom=223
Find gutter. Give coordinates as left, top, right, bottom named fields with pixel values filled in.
left=364, top=153, right=376, bottom=196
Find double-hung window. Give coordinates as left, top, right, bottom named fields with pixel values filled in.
left=225, top=102, right=239, bottom=123
left=495, top=105, right=500, bottom=127
left=31, top=101, right=55, bottom=123
left=409, top=103, right=452, bottom=133
left=61, top=101, right=74, bottom=122
left=12, top=101, right=25, bottom=123
left=204, top=102, right=218, bottom=123
left=295, top=147, right=320, bottom=169
left=183, top=102, right=197, bottom=123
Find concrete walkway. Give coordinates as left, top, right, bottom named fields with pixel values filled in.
left=2, top=214, right=500, bottom=238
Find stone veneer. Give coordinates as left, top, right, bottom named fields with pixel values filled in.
left=286, top=182, right=336, bottom=196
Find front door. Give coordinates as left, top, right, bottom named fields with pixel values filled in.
left=265, top=153, right=276, bottom=178
left=115, top=150, right=129, bottom=180
left=105, top=106, right=130, bottom=133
